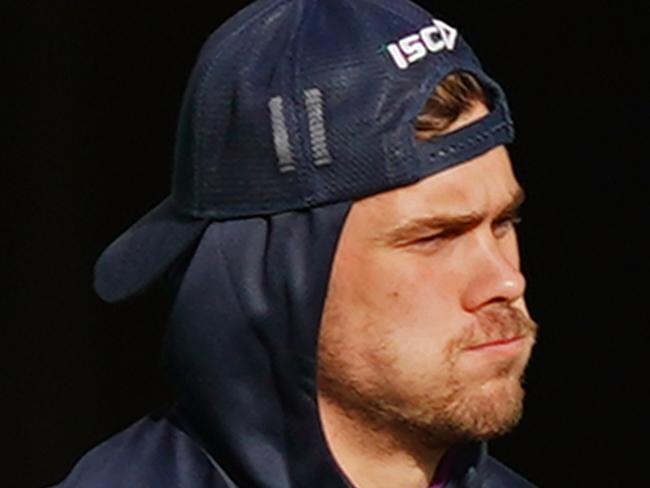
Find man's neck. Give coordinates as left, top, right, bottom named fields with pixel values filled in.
left=318, top=395, right=448, bottom=488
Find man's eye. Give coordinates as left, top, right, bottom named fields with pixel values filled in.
left=412, top=230, right=455, bottom=248
left=493, top=215, right=522, bottom=237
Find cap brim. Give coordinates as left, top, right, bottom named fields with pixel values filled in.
left=94, top=197, right=210, bottom=303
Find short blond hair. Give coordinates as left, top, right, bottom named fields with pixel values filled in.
left=415, top=72, right=488, bottom=141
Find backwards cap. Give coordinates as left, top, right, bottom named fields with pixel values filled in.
left=95, top=0, right=514, bottom=303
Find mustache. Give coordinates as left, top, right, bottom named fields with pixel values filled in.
left=450, top=304, right=538, bottom=353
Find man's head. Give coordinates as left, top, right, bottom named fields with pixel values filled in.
left=93, top=0, right=533, bottom=442
left=92, top=2, right=536, bottom=485
left=317, top=72, right=537, bottom=447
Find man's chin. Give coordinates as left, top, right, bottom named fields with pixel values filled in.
left=434, top=341, right=531, bottom=441
left=421, top=376, right=526, bottom=444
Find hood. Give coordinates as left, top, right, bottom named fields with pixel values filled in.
left=164, top=201, right=356, bottom=487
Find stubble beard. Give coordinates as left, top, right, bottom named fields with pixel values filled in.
left=318, top=305, right=538, bottom=448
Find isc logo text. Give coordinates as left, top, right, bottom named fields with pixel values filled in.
left=387, top=19, right=458, bottom=70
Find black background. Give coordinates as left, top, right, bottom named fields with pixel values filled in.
left=8, top=1, right=647, bottom=486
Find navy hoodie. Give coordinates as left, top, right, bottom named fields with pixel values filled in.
left=53, top=202, right=535, bottom=487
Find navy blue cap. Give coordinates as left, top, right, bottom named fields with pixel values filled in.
left=95, top=0, right=515, bottom=303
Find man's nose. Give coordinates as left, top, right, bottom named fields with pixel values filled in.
left=460, top=230, right=526, bottom=311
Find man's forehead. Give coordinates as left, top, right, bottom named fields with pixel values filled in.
left=367, top=101, right=519, bottom=218
left=354, top=145, right=520, bottom=223
left=409, top=146, right=519, bottom=208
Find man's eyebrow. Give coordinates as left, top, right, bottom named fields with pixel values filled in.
left=495, top=187, right=526, bottom=221
left=382, top=187, right=525, bottom=245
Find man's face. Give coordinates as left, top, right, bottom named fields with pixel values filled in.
left=317, top=105, right=537, bottom=445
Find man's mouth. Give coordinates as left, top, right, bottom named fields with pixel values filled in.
left=464, top=335, right=527, bottom=352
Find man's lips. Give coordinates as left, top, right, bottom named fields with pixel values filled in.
left=464, top=335, right=527, bottom=351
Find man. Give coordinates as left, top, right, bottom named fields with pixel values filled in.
left=54, top=0, right=537, bottom=486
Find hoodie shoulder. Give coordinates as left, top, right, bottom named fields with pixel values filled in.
left=50, top=413, right=234, bottom=488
